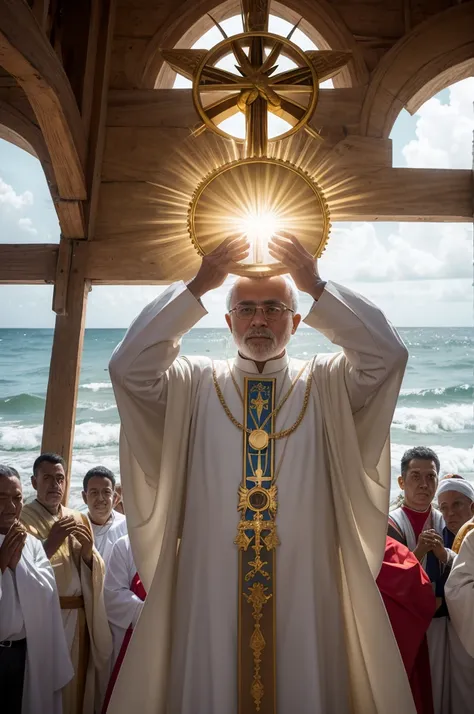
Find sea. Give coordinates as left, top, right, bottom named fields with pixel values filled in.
left=0, top=327, right=472, bottom=509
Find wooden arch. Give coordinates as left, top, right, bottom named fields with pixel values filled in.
left=361, top=1, right=474, bottom=138
left=141, top=0, right=368, bottom=90
left=0, top=0, right=86, bottom=200
left=0, top=98, right=57, bottom=195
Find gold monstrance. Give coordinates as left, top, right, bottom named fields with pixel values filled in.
left=161, top=0, right=351, bottom=274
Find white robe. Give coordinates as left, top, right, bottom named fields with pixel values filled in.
left=0, top=533, right=74, bottom=714
left=108, top=280, right=414, bottom=714
left=90, top=511, right=128, bottom=569
left=445, top=530, right=474, bottom=713
left=104, top=535, right=143, bottom=666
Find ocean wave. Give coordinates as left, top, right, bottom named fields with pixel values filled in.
left=391, top=443, right=474, bottom=476
left=399, top=384, right=473, bottom=401
left=80, top=382, right=112, bottom=392
left=0, top=393, right=46, bottom=415
left=0, top=421, right=119, bottom=451
left=393, top=404, right=473, bottom=434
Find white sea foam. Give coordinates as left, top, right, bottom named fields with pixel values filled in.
left=393, top=403, right=473, bottom=433
left=391, top=443, right=474, bottom=477
left=0, top=421, right=119, bottom=451
left=80, top=382, right=112, bottom=392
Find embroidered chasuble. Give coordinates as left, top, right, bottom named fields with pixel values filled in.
left=21, top=500, right=113, bottom=714
left=107, top=280, right=414, bottom=714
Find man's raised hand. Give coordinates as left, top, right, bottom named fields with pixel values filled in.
left=268, top=232, right=326, bottom=299
left=43, top=516, right=77, bottom=559
left=0, top=522, right=27, bottom=572
left=188, top=235, right=250, bottom=299
left=71, top=523, right=94, bottom=567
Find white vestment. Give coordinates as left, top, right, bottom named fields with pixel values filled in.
left=108, top=281, right=414, bottom=714
left=104, top=535, right=143, bottom=666
left=90, top=510, right=128, bottom=569
left=445, top=530, right=474, bottom=712
left=0, top=533, right=74, bottom=714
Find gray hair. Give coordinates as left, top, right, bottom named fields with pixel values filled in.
left=226, top=276, right=299, bottom=313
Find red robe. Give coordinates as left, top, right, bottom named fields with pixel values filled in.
left=103, top=573, right=147, bottom=713
left=377, top=536, right=436, bottom=714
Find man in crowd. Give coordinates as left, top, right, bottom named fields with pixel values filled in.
left=102, top=534, right=145, bottom=712
left=113, top=484, right=125, bottom=516
left=108, top=234, right=412, bottom=714
left=82, top=466, right=127, bottom=569
left=377, top=536, right=436, bottom=714
left=388, top=448, right=466, bottom=714
left=21, top=453, right=112, bottom=714
left=0, top=464, right=73, bottom=714
left=435, top=476, right=474, bottom=713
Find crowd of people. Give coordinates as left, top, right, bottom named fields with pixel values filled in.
left=0, top=446, right=473, bottom=714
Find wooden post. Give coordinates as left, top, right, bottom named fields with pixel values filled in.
left=41, top=245, right=90, bottom=503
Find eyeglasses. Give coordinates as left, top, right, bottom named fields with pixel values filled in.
left=228, top=302, right=295, bottom=322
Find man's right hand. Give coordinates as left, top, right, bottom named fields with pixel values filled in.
left=43, top=516, right=78, bottom=559
left=0, top=522, right=27, bottom=573
left=187, top=235, right=250, bottom=300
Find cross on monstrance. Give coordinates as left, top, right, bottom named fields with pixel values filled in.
left=160, top=0, right=351, bottom=276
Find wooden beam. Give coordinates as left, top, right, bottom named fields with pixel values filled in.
left=0, top=0, right=86, bottom=199
left=55, top=200, right=86, bottom=239
left=52, top=237, right=73, bottom=315
left=85, top=0, right=117, bottom=238
left=0, top=243, right=58, bottom=283
left=106, top=87, right=364, bottom=130
left=42, top=247, right=90, bottom=502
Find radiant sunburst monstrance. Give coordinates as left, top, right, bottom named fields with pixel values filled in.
left=161, top=0, right=350, bottom=274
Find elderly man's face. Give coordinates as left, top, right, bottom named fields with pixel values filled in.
left=0, top=475, right=23, bottom=534
left=438, top=490, right=474, bottom=534
left=225, top=277, right=301, bottom=362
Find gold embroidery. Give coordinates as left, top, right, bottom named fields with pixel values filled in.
left=244, top=582, right=273, bottom=712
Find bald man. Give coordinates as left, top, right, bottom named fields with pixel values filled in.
left=108, top=234, right=410, bottom=714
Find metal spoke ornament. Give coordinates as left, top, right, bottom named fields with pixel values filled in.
left=160, top=0, right=351, bottom=276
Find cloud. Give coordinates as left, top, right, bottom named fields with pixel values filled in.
left=0, top=177, right=33, bottom=209
left=403, top=78, right=474, bottom=169
left=18, top=217, right=37, bottom=235
left=322, top=221, right=472, bottom=283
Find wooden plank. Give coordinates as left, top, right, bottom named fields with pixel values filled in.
left=327, top=168, right=473, bottom=222
left=42, top=247, right=90, bottom=502
left=115, top=1, right=170, bottom=38
left=109, top=37, right=148, bottom=89
left=94, top=168, right=473, bottom=250
left=106, top=87, right=364, bottom=129
left=0, top=243, right=58, bottom=283
left=52, top=237, right=73, bottom=315
left=85, top=0, right=117, bottom=239
left=55, top=200, right=86, bottom=239
left=0, top=0, right=86, bottom=199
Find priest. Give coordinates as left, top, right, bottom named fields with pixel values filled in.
left=0, top=464, right=73, bottom=714
left=108, top=234, right=411, bottom=714
left=21, top=453, right=112, bottom=714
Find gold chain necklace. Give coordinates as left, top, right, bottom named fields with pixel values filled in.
left=212, top=358, right=314, bottom=450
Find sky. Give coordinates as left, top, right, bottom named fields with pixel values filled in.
left=0, top=14, right=472, bottom=329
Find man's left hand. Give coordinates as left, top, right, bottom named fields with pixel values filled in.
left=424, top=529, right=448, bottom=563
left=72, top=523, right=94, bottom=567
left=268, top=233, right=326, bottom=300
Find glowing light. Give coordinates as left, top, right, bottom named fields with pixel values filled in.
left=238, top=211, right=281, bottom=264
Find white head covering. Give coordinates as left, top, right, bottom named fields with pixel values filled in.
left=436, top=478, right=474, bottom=503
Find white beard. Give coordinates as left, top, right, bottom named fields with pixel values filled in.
left=233, top=324, right=293, bottom=362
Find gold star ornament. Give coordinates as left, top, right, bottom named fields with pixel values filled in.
left=160, top=0, right=351, bottom=276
